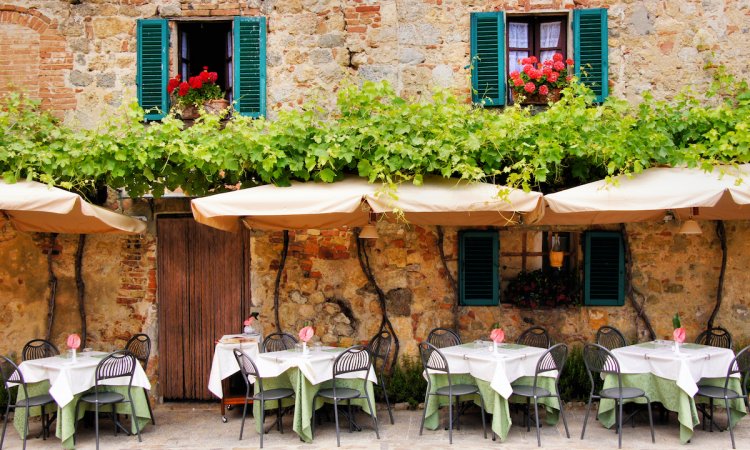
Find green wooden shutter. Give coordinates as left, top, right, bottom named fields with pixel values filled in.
left=137, top=19, right=169, bottom=121
left=574, top=8, right=608, bottom=103
left=459, top=231, right=499, bottom=306
left=470, top=12, right=505, bottom=106
left=584, top=231, right=624, bottom=306
left=233, top=17, right=266, bottom=118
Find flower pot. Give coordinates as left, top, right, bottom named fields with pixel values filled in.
left=203, top=98, right=230, bottom=115
left=515, top=88, right=561, bottom=105
left=179, top=104, right=199, bottom=120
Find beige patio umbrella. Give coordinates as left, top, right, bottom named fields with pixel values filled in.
left=0, top=180, right=146, bottom=234
left=191, top=176, right=544, bottom=231
left=538, top=165, right=750, bottom=225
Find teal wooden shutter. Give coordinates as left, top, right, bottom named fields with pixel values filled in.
left=574, top=8, right=608, bottom=103
left=459, top=231, right=499, bottom=306
left=584, top=231, right=624, bottom=306
left=233, top=17, right=266, bottom=118
left=470, top=12, right=505, bottom=106
left=137, top=19, right=169, bottom=120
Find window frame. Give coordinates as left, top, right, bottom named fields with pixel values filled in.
left=458, top=230, right=500, bottom=307
left=506, top=14, right=568, bottom=75
left=583, top=231, right=625, bottom=307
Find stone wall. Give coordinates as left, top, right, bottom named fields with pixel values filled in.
left=1, top=0, right=748, bottom=124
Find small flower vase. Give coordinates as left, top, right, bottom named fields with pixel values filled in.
left=302, top=341, right=309, bottom=355
left=243, top=325, right=252, bottom=335
left=493, top=341, right=498, bottom=354
left=70, top=349, right=77, bottom=363
left=673, top=341, right=681, bottom=354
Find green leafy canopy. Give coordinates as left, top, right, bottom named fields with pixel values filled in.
left=1, top=67, right=749, bottom=200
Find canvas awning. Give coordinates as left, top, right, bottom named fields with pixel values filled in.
left=538, top=165, right=750, bottom=225
left=191, top=177, right=544, bottom=232
left=0, top=180, right=147, bottom=234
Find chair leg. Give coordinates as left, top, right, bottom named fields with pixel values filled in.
left=418, top=393, right=429, bottom=436
left=333, top=399, right=341, bottom=448
left=557, top=394, right=570, bottom=438
left=645, top=396, right=655, bottom=443
left=725, top=397, right=735, bottom=449
left=239, top=397, right=248, bottom=440
left=709, top=398, right=714, bottom=432
left=94, top=403, right=100, bottom=450
left=23, top=405, right=29, bottom=450
left=533, top=396, right=541, bottom=447
left=128, top=391, right=141, bottom=442
left=617, top=399, right=623, bottom=449
left=277, top=403, right=283, bottom=434
left=448, top=395, right=454, bottom=445
left=259, top=400, right=265, bottom=449
left=381, top=376, right=394, bottom=424
left=526, top=397, right=531, bottom=431
left=347, top=400, right=353, bottom=433
left=1, top=403, right=10, bottom=449
left=478, top=392, right=487, bottom=439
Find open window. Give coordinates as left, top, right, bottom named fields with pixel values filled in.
left=178, top=22, right=233, bottom=101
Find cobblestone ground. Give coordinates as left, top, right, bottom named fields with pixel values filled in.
left=3, top=402, right=748, bottom=449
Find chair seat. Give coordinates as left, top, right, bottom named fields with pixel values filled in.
left=600, top=387, right=646, bottom=400
left=254, top=388, right=295, bottom=401
left=79, top=391, right=125, bottom=404
left=16, top=393, right=55, bottom=408
left=512, top=385, right=552, bottom=398
left=316, top=387, right=360, bottom=400
left=435, top=384, right=479, bottom=397
left=697, top=385, right=743, bottom=400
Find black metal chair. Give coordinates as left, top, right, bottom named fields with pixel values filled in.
left=74, top=351, right=141, bottom=450
left=233, top=349, right=294, bottom=448
left=596, top=326, right=627, bottom=351
left=695, top=327, right=733, bottom=350
left=511, top=343, right=570, bottom=447
left=695, top=345, right=750, bottom=449
left=262, top=332, right=298, bottom=353
left=426, top=328, right=462, bottom=349
left=581, top=343, right=654, bottom=449
left=418, top=342, right=486, bottom=444
left=21, top=339, right=59, bottom=361
left=312, top=345, right=379, bottom=447
left=516, top=326, right=551, bottom=349
left=368, top=330, right=394, bottom=424
left=125, top=334, right=155, bottom=425
left=0, top=355, right=56, bottom=450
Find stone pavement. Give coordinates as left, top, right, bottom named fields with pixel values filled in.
left=3, top=402, right=748, bottom=449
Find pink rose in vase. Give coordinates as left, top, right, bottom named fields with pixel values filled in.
left=673, top=327, right=686, bottom=344
left=490, top=328, right=505, bottom=344
left=67, top=334, right=81, bottom=350
left=299, top=326, right=314, bottom=343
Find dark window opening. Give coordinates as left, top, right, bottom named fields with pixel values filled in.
left=506, top=15, right=567, bottom=75
left=178, top=21, right=233, bottom=100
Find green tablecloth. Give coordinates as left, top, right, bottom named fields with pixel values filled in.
left=13, top=381, right=152, bottom=449
left=251, top=367, right=376, bottom=443
left=423, top=374, right=560, bottom=441
left=598, top=374, right=747, bottom=444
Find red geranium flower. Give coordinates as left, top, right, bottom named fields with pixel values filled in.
left=528, top=56, right=538, bottom=64
left=188, top=76, right=203, bottom=90
left=553, top=53, right=563, bottom=62
left=207, top=72, right=218, bottom=83
left=524, top=82, right=536, bottom=93
left=167, top=76, right=180, bottom=93
left=523, top=64, right=534, bottom=75
left=548, top=72, right=559, bottom=82
left=509, top=70, right=520, bottom=79
left=513, top=77, right=524, bottom=87
left=553, top=61, right=566, bottom=71
left=539, top=85, right=549, bottom=96
left=199, top=71, right=210, bottom=83
left=520, top=57, right=530, bottom=65
left=177, top=81, right=189, bottom=96
left=566, top=58, right=574, bottom=66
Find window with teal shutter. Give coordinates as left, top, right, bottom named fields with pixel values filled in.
left=233, top=17, right=266, bottom=118
left=574, top=8, right=609, bottom=103
left=470, top=12, right=505, bottom=106
left=584, top=231, right=624, bottom=306
left=137, top=19, right=169, bottom=120
left=459, top=231, right=499, bottom=306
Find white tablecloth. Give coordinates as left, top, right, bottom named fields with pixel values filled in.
left=18, top=351, right=151, bottom=407
left=207, top=335, right=260, bottom=398
left=612, top=341, right=737, bottom=396
left=438, top=343, right=549, bottom=398
left=256, top=347, right=378, bottom=386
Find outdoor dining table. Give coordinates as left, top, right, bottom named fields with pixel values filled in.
left=207, top=334, right=261, bottom=421
left=247, top=346, right=378, bottom=443
left=13, top=350, right=152, bottom=449
left=423, top=342, right=560, bottom=441
left=598, top=341, right=748, bottom=443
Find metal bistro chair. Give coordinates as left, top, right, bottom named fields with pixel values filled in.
left=695, top=327, right=733, bottom=350
left=516, top=326, right=551, bottom=349
left=0, top=356, right=56, bottom=450
left=695, top=345, right=750, bottom=449
left=21, top=339, right=59, bottom=361
left=233, top=349, right=294, bottom=448
left=596, top=326, right=627, bottom=351
left=312, top=345, right=380, bottom=447
left=368, top=330, right=394, bottom=424
left=427, top=327, right=462, bottom=349
left=262, top=332, right=298, bottom=353
left=74, top=351, right=142, bottom=450
left=511, top=343, right=570, bottom=447
left=581, top=343, right=655, bottom=449
left=418, top=342, right=486, bottom=444
left=125, top=334, right=155, bottom=425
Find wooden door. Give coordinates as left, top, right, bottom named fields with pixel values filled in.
left=157, top=216, right=251, bottom=400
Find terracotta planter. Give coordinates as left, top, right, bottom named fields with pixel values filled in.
left=514, top=88, right=561, bottom=105
left=203, top=98, right=230, bottom=115
left=179, top=104, right=199, bottom=120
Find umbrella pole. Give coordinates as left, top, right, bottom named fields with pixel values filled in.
left=436, top=226, right=460, bottom=333
left=707, top=221, right=727, bottom=330
left=356, top=229, right=399, bottom=371
left=75, top=234, right=87, bottom=346
left=620, top=224, right=656, bottom=341
left=273, top=230, right=289, bottom=333
left=45, top=233, right=59, bottom=342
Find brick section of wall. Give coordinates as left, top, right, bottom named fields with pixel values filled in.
left=344, top=1, right=381, bottom=34
left=0, top=5, right=75, bottom=116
